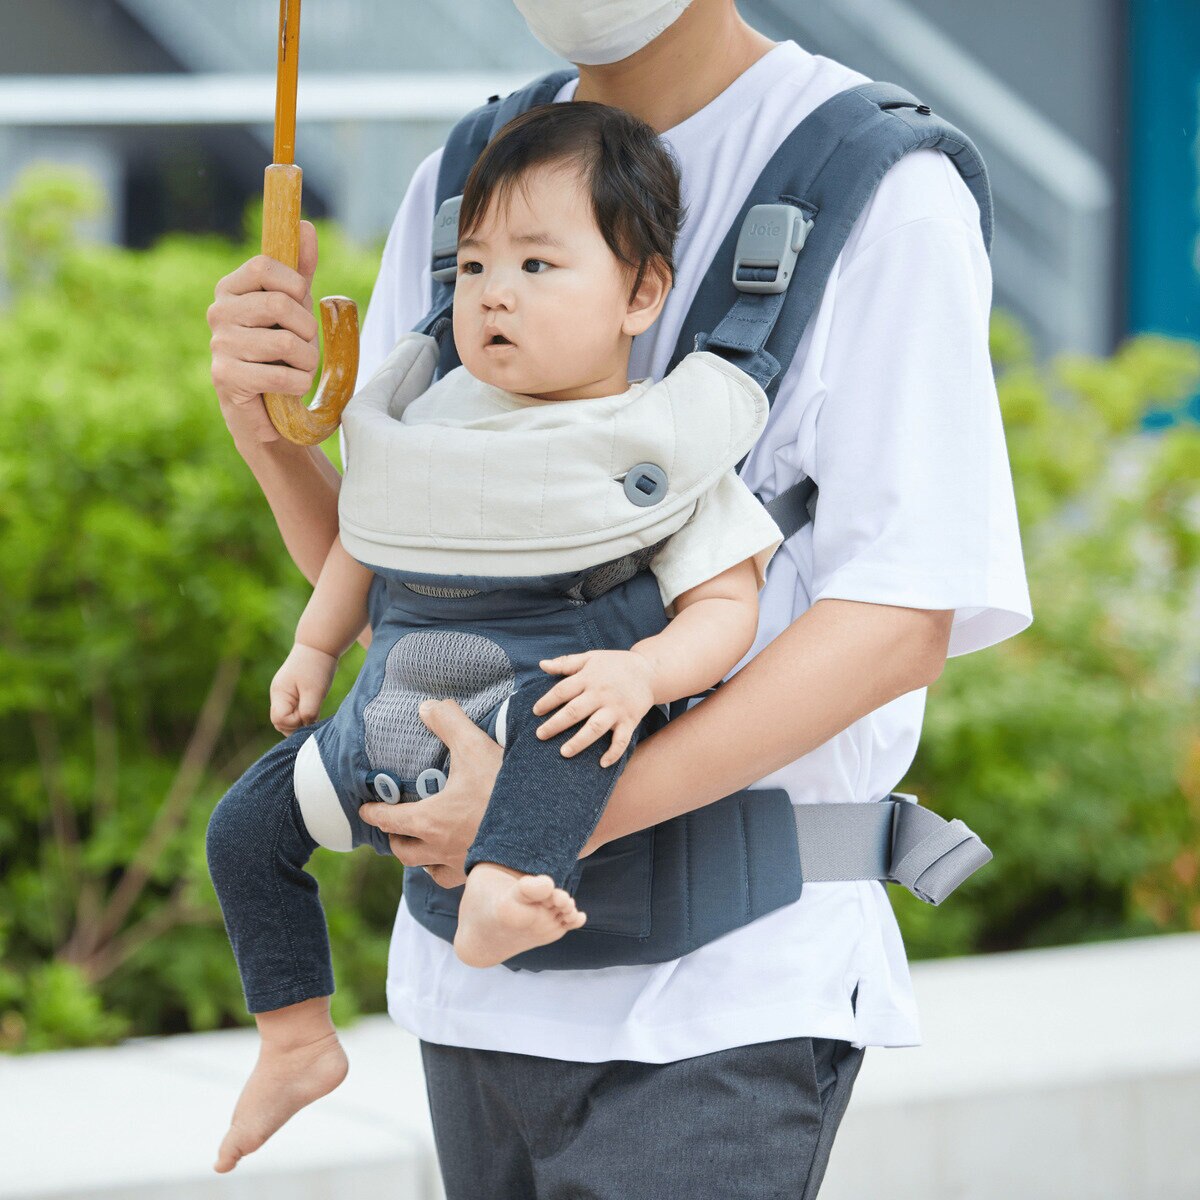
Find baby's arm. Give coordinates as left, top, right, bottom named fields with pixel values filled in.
left=630, top=555, right=759, bottom=702
left=533, top=556, right=759, bottom=765
left=269, top=537, right=374, bottom=734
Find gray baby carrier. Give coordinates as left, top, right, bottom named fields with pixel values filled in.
left=380, top=72, right=997, bottom=971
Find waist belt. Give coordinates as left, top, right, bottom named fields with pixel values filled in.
left=405, top=787, right=992, bottom=972
left=794, top=792, right=991, bottom=906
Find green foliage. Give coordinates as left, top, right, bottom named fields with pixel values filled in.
left=1, top=167, right=1197, bottom=1051
left=895, top=312, right=1200, bottom=957
left=0, top=166, right=393, bottom=1052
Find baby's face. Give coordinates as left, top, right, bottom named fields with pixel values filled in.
left=453, top=162, right=658, bottom=401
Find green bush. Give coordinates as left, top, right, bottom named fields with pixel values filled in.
left=0, top=168, right=393, bottom=1051
left=894, top=314, right=1200, bottom=957
left=0, top=168, right=1196, bottom=1051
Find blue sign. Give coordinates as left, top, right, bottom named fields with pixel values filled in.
left=1130, top=0, right=1200, bottom=423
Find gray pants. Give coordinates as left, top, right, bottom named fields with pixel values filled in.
left=419, top=1032, right=865, bottom=1199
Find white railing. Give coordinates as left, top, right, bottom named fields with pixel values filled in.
left=0, top=73, right=530, bottom=244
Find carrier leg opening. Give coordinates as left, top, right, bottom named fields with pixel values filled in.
left=293, top=735, right=355, bottom=852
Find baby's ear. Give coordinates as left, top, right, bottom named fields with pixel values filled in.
left=624, top=258, right=672, bottom=337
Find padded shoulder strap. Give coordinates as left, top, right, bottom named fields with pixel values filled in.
left=670, top=80, right=992, bottom=399
left=668, top=81, right=994, bottom=540
left=416, top=69, right=580, bottom=379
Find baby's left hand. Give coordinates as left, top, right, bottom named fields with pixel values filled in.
left=533, top=650, right=658, bottom=766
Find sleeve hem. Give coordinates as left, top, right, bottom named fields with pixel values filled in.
left=810, top=565, right=1033, bottom=658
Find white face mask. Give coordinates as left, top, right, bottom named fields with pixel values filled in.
left=513, top=0, right=694, bottom=66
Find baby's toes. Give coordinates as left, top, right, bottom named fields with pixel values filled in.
left=516, top=874, right=555, bottom=903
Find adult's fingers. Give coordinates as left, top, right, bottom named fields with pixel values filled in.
left=359, top=798, right=424, bottom=839
left=212, top=322, right=320, bottom=374
left=298, top=220, right=319, bottom=290
left=418, top=697, right=501, bottom=754
left=213, top=252, right=311, bottom=306
left=208, top=288, right=319, bottom=342
left=213, top=359, right=317, bottom=405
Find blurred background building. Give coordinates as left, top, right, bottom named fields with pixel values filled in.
left=0, top=0, right=1196, bottom=381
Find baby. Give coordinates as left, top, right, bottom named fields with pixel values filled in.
left=206, top=100, right=782, bottom=1172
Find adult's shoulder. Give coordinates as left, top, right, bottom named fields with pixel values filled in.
left=772, top=50, right=988, bottom=265
left=840, top=145, right=989, bottom=268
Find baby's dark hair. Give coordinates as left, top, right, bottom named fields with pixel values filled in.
left=457, top=101, right=686, bottom=303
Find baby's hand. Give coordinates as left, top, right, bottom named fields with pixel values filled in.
left=533, top=650, right=657, bottom=767
left=269, top=643, right=338, bottom=735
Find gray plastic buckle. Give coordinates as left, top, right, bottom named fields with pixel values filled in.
left=415, top=767, right=448, bottom=799
left=732, top=203, right=814, bottom=295
left=368, top=770, right=402, bottom=805
left=431, top=194, right=462, bottom=283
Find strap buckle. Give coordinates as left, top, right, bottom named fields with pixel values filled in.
left=431, top=194, right=463, bottom=283
left=732, top=203, right=814, bottom=295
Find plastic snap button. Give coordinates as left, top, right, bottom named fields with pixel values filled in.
left=416, top=767, right=448, bottom=798
left=916, top=104, right=932, bottom=115
left=370, top=771, right=402, bottom=804
left=623, top=462, right=668, bottom=507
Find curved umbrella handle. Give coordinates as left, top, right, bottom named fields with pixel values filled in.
left=259, top=0, right=359, bottom=446
left=261, top=165, right=359, bottom=445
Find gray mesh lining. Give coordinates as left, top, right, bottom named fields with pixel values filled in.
left=403, top=582, right=482, bottom=598
left=363, top=630, right=514, bottom=775
left=568, top=538, right=669, bottom=603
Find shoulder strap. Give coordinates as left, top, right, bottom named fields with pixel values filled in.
left=671, top=81, right=994, bottom=541
left=413, top=68, right=579, bottom=380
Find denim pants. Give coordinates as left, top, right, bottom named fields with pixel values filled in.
left=419, top=1029, right=866, bottom=1199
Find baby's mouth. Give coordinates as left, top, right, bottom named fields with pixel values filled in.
left=485, top=333, right=515, bottom=349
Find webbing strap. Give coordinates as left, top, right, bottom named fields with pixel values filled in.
left=759, top=475, right=818, bottom=540
left=793, top=795, right=992, bottom=904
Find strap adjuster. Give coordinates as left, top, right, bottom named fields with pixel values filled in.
left=729, top=202, right=816, bottom=294
left=431, top=194, right=463, bottom=283
left=732, top=203, right=814, bottom=295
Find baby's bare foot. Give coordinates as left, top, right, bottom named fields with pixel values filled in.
left=214, top=1024, right=348, bottom=1173
left=454, top=862, right=586, bottom=968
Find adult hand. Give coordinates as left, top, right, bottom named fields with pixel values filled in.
left=207, top=220, right=321, bottom=449
left=358, top=699, right=503, bottom=889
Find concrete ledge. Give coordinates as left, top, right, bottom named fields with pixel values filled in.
left=4, top=933, right=1197, bottom=1199
left=822, top=932, right=1200, bottom=1199
left=0, top=1017, right=445, bottom=1200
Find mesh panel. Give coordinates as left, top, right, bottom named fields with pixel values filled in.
left=402, top=582, right=482, bottom=598
left=363, top=630, right=514, bottom=775
left=569, top=538, right=670, bottom=602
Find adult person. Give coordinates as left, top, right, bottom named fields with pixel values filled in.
left=207, top=1, right=1032, bottom=1194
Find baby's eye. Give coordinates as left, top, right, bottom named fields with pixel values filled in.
left=523, top=258, right=550, bottom=274
left=459, top=260, right=481, bottom=275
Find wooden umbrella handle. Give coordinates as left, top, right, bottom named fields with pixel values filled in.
left=261, top=0, right=359, bottom=446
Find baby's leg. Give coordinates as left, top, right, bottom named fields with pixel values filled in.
left=452, top=676, right=637, bottom=968
left=205, top=723, right=351, bottom=1172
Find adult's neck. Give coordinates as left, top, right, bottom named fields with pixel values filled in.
left=572, top=2, right=779, bottom=134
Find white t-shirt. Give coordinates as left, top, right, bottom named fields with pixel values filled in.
left=359, top=40, right=1033, bottom=1062
left=394, top=361, right=783, bottom=611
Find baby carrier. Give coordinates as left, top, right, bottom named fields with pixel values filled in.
left=363, top=72, right=998, bottom=971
